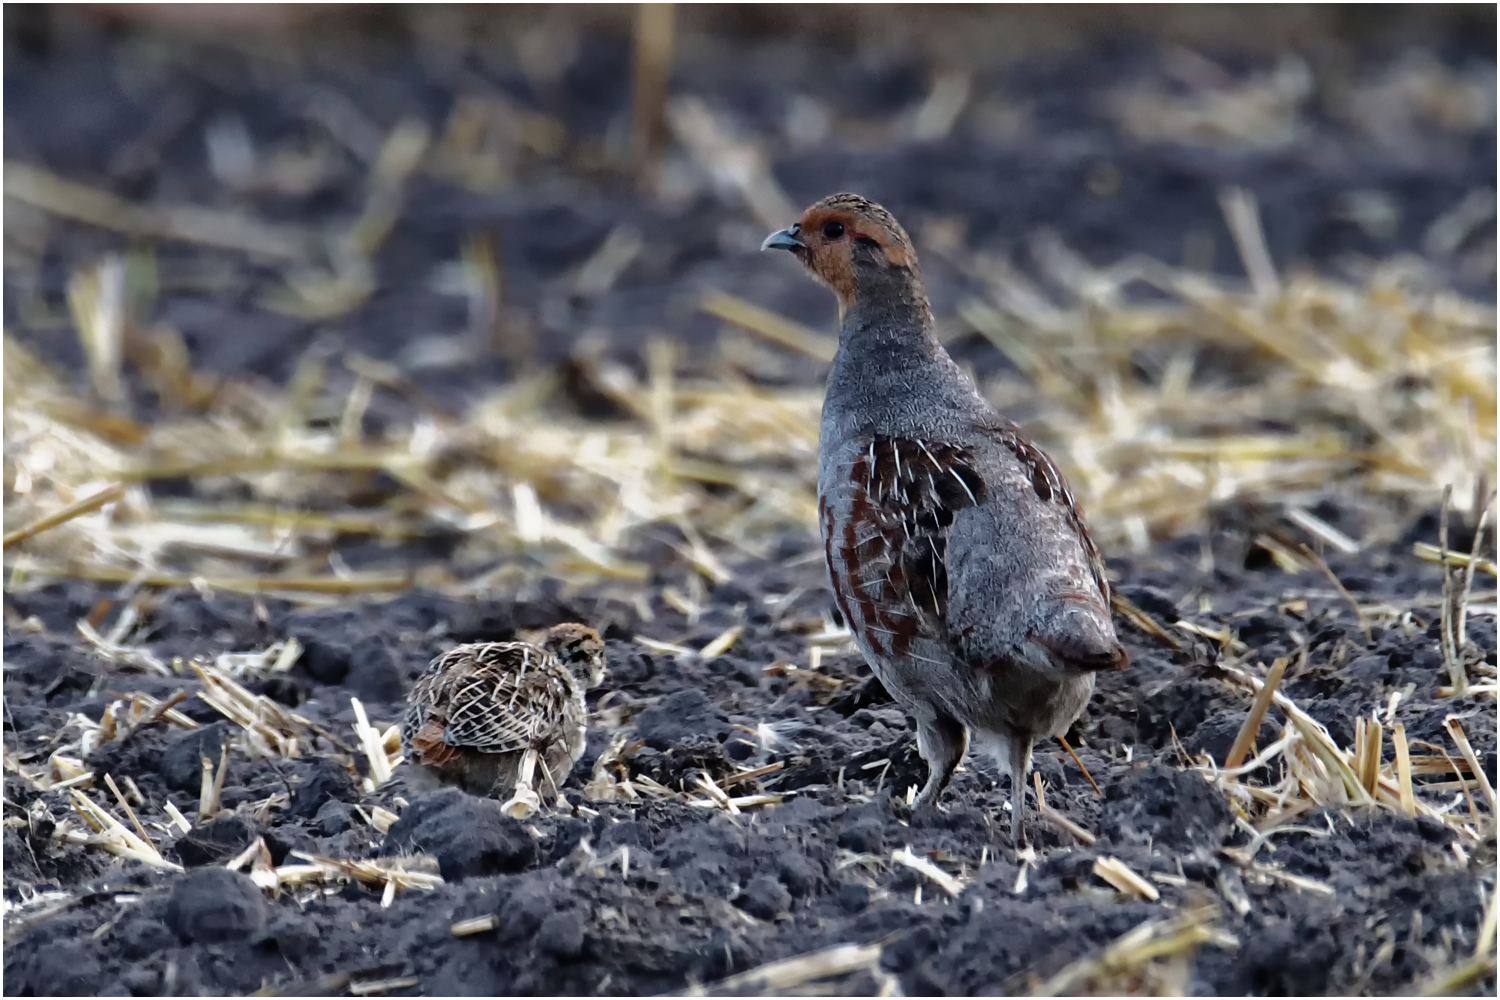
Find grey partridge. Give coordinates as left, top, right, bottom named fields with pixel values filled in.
left=763, top=193, right=1128, bottom=844
left=401, top=624, right=606, bottom=809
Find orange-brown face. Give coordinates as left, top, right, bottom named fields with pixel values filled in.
left=761, top=194, right=918, bottom=316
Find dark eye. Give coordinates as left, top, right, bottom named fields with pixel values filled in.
left=822, top=221, right=845, bottom=240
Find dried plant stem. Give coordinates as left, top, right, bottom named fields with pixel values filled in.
left=1412, top=543, right=1497, bottom=577
left=1057, top=736, right=1102, bottom=796
left=891, top=845, right=964, bottom=898
left=1444, top=718, right=1496, bottom=814
left=1437, top=486, right=1467, bottom=693
left=3, top=483, right=126, bottom=550
left=1219, top=186, right=1280, bottom=300
left=139, top=689, right=193, bottom=729
left=164, top=800, right=192, bottom=835
left=1093, top=855, right=1160, bottom=901
left=1453, top=492, right=1496, bottom=685
left=911, top=71, right=972, bottom=141
left=502, top=748, right=541, bottom=819
left=631, top=3, right=675, bottom=190
left=1391, top=722, right=1416, bottom=817
left=648, top=337, right=678, bottom=491
left=702, top=943, right=882, bottom=995
left=450, top=915, right=500, bottom=937
left=1034, top=772, right=1097, bottom=846
left=198, top=745, right=229, bottom=822
left=1417, top=953, right=1497, bottom=997
left=1286, top=506, right=1359, bottom=554
left=699, top=623, right=744, bottom=659
left=1110, top=591, right=1184, bottom=650
left=1219, top=660, right=1369, bottom=804
left=156, top=501, right=426, bottom=538
left=191, top=659, right=331, bottom=753
left=1224, top=657, right=1288, bottom=770
left=25, top=563, right=411, bottom=596
left=693, top=771, right=740, bottom=816
left=5, top=161, right=308, bottom=261
left=667, top=96, right=793, bottom=230
left=1476, top=884, right=1498, bottom=961
left=1034, top=906, right=1236, bottom=997
left=68, top=256, right=127, bottom=404
left=1354, top=716, right=1384, bottom=797
left=117, top=450, right=411, bottom=481
left=350, top=976, right=420, bottom=996
left=103, top=773, right=152, bottom=848
left=351, top=698, right=393, bottom=788
left=700, top=291, right=836, bottom=362
left=67, top=789, right=181, bottom=872
left=1298, top=544, right=1371, bottom=641
left=1439, top=746, right=1483, bottom=827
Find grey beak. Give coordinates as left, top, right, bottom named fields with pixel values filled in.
left=760, top=227, right=805, bottom=252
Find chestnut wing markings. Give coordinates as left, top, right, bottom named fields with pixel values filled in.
left=828, top=436, right=986, bottom=658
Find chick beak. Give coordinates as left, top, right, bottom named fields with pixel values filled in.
left=760, top=227, right=805, bottom=253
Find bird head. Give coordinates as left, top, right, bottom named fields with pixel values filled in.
left=542, top=623, right=608, bottom=689
left=761, top=193, right=921, bottom=319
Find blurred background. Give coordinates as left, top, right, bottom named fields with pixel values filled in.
left=4, top=3, right=1496, bottom=602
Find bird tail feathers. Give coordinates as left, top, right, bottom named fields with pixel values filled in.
left=1032, top=602, right=1129, bottom=673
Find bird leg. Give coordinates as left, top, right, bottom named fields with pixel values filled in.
left=502, top=747, right=542, bottom=819
left=539, top=758, right=559, bottom=796
left=912, top=715, right=967, bottom=808
left=1004, top=733, right=1034, bottom=847
left=977, top=730, right=1034, bottom=846
left=538, top=754, right=569, bottom=811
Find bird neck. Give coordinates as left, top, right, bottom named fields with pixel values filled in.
left=834, top=267, right=946, bottom=374
left=825, top=267, right=989, bottom=428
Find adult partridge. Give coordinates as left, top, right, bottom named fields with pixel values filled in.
left=401, top=624, right=606, bottom=811
left=763, top=193, right=1128, bottom=843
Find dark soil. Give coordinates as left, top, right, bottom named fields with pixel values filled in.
left=3, top=7, right=1496, bottom=998
left=4, top=510, right=1496, bottom=996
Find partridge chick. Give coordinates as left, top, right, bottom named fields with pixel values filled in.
left=402, top=624, right=606, bottom=814
left=763, top=194, right=1128, bottom=844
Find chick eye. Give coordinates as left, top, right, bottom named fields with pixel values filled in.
left=821, top=221, right=845, bottom=240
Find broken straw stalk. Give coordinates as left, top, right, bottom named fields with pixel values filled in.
left=6, top=156, right=1490, bottom=610
left=1210, top=658, right=1494, bottom=838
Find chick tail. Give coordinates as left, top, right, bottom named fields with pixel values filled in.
left=410, top=721, right=463, bottom=765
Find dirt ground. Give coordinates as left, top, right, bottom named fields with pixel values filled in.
left=4, top=522, right=1498, bottom=995
left=3, top=6, right=1496, bottom=997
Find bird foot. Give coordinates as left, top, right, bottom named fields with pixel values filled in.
left=911, top=798, right=949, bottom=815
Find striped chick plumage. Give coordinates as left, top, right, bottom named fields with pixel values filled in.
left=401, top=624, right=605, bottom=799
